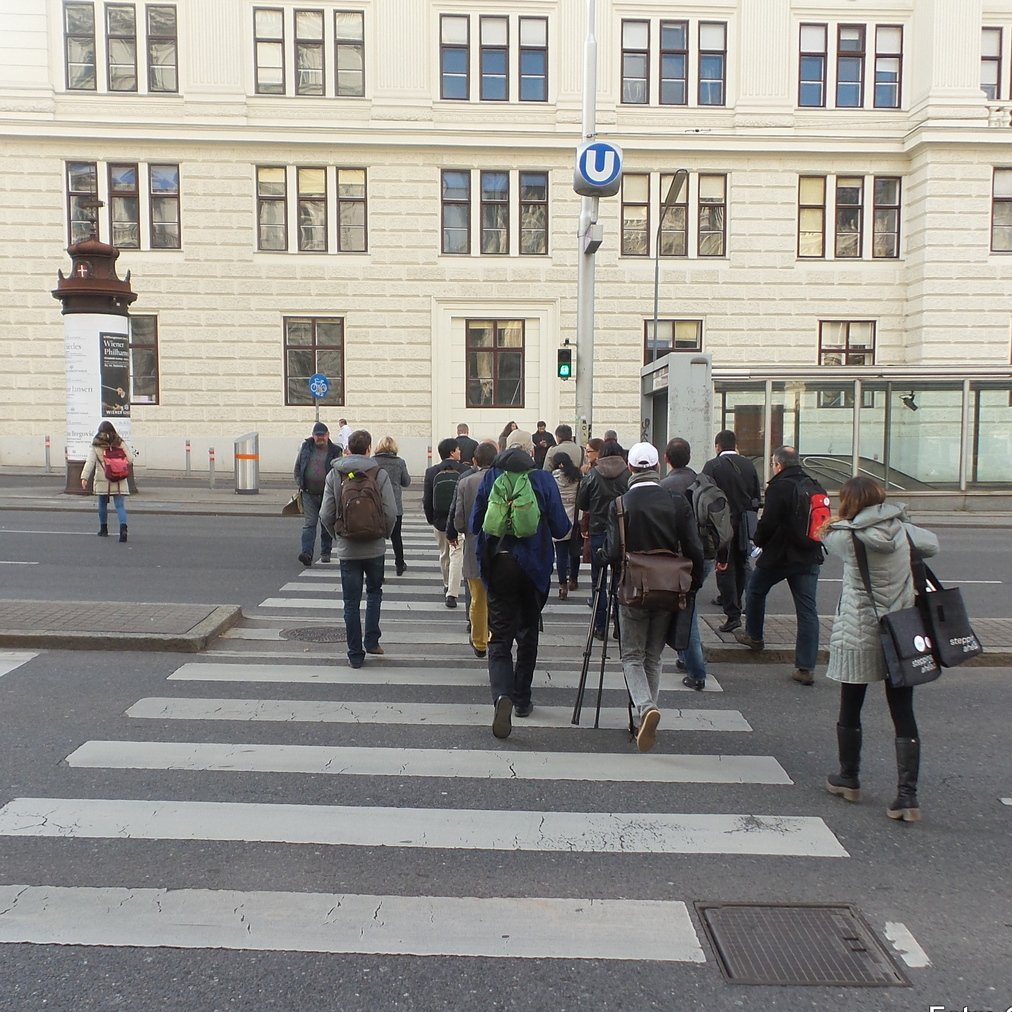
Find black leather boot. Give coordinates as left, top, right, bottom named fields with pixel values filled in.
left=97, top=524, right=109, bottom=537
left=826, top=724, right=862, bottom=802
left=119, top=524, right=128, bottom=543
left=887, top=737, right=921, bottom=822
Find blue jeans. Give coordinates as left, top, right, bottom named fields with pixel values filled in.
left=301, top=491, right=333, bottom=558
left=97, top=494, right=127, bottom=527
left=678, top=560, right=713, bottom=681
left=743, top=562, right=821, bottom=672
left=340, top=555, right=384, bottom=663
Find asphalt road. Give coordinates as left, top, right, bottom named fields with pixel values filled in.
left=0, top=513, right=1009, bottom=1010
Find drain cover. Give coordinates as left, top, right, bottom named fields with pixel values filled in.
left=280, top=626, right=346, bottom=643
left=696, top=903, right=909, bottom=987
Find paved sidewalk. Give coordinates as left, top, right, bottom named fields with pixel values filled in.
left=1, top=467, right=1008, bottom=662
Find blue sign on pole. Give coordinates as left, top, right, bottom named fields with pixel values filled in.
left=308, top=373, right=330, bottom=399
left=574, top=141, right=624, bottom=197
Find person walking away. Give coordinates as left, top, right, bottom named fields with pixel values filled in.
left=543, top=423, right=586, bottom=471
left=821, top=476, right=938, bottom=822
left=471, top=429, right=571, bottom=738
left=735, top=446, right=828, bottom=685
left=337, top=418, right=352, bottom=451
left=455, top=423, right=478, bottom=468
left=80, top=420, right=132, bottom=542
left=452, top=440, right=497, bottom=657
left=605, top=443, right=703, bottom=751
left=294, top=421, right=342, bottom=566
left=320, top=429, right=397, bottom=669
left=423, top=437, right=469, bottom=607
left=702, top=429, right=761, bottom=632
left=577, top=441, right=629, bottom=639
left=444, top=445, right=480, bottom=621
left=550, top=451, right=582, bottom=598
left=532, top=421, right=556, bottom=468
left=372, top=436, right=411, bottom=575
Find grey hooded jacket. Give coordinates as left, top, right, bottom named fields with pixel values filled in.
left=823, top=502, right=939, bottom=684
left=319, top=454, right=397, bottom=561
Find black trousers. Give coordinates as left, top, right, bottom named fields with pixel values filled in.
left=390, top=515, right=404, bottom=568
left=486, top=553, right=547, bottom=707
left=717, top=544, right=749, bottom=620
left=838, top=681, right=918, bottom=739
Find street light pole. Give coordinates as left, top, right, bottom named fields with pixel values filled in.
left=651, top=169, right=688, bottom=359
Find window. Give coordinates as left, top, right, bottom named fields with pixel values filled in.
left=819, top=320, right=875, bottom=366
left=284, top=317, right=345, bottom=405
left=480, top=17, right=508, bottom=101
left=834, top=176, right=863, bottom=258
left=442, top=169, right=547, bottom=256
left=621, top=174, right=649, bottom=256
left=982, top=28, right=1002, bottom=100
left=65, top=2, right=97, bottom=90
left=658, top=171, right=688, bottom=256
left=698, top=22, right=726, bottom=106
left=257, top=165, right=366, bottom=253
left=109, top=162, right=140, bottom=246
left=254, top=8, right=285, bottom=94
left=335, top=11, right=364, bottom=96
left=440, top=14, right=469, bottom=100
left=519, top=18, right=547, bottom=102
left=872, top=177, right=901, bottom=258
left=129, top=315, right=159, bottom=404
left=644, top=320, right=702, bottom=363
left=621, top=20, right=649, bottom=103
left=659, top=21, right=687, bottom=105
left=993, top=168, right=1012, bottom=252
left=698, top=174, right=726, bottom=256
left=65, top=2, right=177, bottom=93
left=799, top=24, right=827, bottom=107
left=66, top=159, right=179, bottom=247
left=519, top=171, right=548, bottom=254
left=466, top=319, right=524, bottom=408
left=295, top=9, right=325, bottom=95
left=106, top=4, right=137, bottom=91
left=798, top=176, right=826, bottom=258
left=146, top=6, right=178, bottom=91
left=874, top=25, right=902, bottom=108
left=836, top=25, right=865, bottom=108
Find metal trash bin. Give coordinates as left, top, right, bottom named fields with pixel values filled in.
left=234, top=431, right=259, bottom=495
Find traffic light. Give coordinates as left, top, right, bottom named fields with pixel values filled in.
left=557, top=346, right=573, bottom=380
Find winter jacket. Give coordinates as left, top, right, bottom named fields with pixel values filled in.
left=319, top=454, right=397, bottom=561
left=455, top=435, right=479, bottom=465
left=660, top=466, right=696, bottom=497
left=551, top=468, right=580, bottom=541
left=469, top=446, right=572, bottom=594
left=702, top=452, right=761, bottom=522
left=544, top=440, right=585, bottom=471
left=423, top=457, right=470, bottom=530
left=293, top=437, right=342, bottom=492
left=577, top=455, right=629, bottom=535
left=604, top=470, right=704, bottom=590
left=445, top=464, right=478, bottom=541
left=823, top=502, right=939, bottom=684
left=452, top=466, right=489, bottom=581
left=372, top=451, right=411, bottom=515
left=753, top=464, right=826, bottom=569
left=81, top=433, right=131, bottom=496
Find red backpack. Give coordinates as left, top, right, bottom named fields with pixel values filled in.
left=102, top=446, right=130, bottom=481
left=794, top=474, right=831, bottom=545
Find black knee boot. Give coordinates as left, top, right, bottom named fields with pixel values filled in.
left=887, top=737, right=920, bottom=822
left=97, top=524, right=109, bottom=537
left=826, top=724, right=861, bottom=802
left=119, top=524, right=128, bottom=543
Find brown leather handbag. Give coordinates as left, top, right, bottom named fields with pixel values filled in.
left=615, top=497, right=693, bottom=611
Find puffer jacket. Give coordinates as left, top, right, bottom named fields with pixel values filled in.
left=823, top=502, right=939, bottom=684
left=551, top=468, right=580, bottom=542
left=81, top=433, right=131, bottom=496
left=372, top=451, right=411, bottom=515
left=577, top=455, right=629, bottom=535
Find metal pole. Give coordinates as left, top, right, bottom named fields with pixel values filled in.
left=314, top=397, right=320, bottom=424
left=652, top=170, right=688, bottom=357
left=575, top=0, right=598, bottom=446
left=44, top=435, right=52, bottom=474
left=209, top=446, right=215, bottom=490
left=185, top=438, right=191, bottom=476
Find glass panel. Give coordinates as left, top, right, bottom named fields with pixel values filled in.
left=481, top=17, right=507, bottom=45
left=255, top=9, right=283, bottom=36
left=877, top=26, right=902, bottom=54
left=296, top=10, right=323, bottom=38
left=770, top=381, right=854, bottom=491
left=68, top=161, right=97, bottom=192
left=623, top=174, right=648, bottom=202
left=317, top=349, right=343, bottom=379
left=699, top=23, right=725, bottom=49
left=969, top=383, right=1012, bottom=486
left=467, top=321, right=493, bottom=346
left=712, top=383, right=768, bottom=463
left=622, top=21, right=648, bottom=49
left=109, top=164, right=137, bottom=191
left=441, top=15, right=467, bottom=45
left=801, top=24, right=825, bottom=50
left=994, top=169, right=1012, bottom=198
left=66, top=4, right=95, bottom=33
left=107, top=6, right=135, bottom=34
left=258, top=167, right=286, bottom=195
left=298, top=167, right=326, bottom=194
left=799, top=176, right=824, bottom=203
left=336, top=12, right=363, bottom=41
left=497, top=321, right=523, bottom=347
left=673, top=320, right=701, bottom=349
left=147, top=6, right=175, bottom=34
left=699, top=175, right=725, bottom=201
left=520, top=18, right=546, bottom=47
left=839, top=26, right=864, bottom=51
left=661, top=22, right=686, bottom=48
left=286, top=319, right=313, bottom=345
left=338, top=168, right=365, bottom=197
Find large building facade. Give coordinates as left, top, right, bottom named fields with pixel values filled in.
left=0, top=0, right=1010, bottom=483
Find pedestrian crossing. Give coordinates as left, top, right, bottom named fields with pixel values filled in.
left=0, top=650, right=37, bottom=678
left=0, top=514, right=849, bottom=965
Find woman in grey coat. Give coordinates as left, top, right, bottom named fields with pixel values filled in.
left=822, top=476, right=939, bottom=823
left=373, top=436, right=411, bottom=575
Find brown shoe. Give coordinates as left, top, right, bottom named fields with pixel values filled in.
left=558, top=584, right=568, bottom=600
left=366, top=645, right=385, bottom=656
left=792, top=668, right=814, bottom=685
left=636, top=708, right=661, bottom=753
left=568, top=577, right=578, bottom=591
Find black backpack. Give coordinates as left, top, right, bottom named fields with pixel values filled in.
left=432, top=467, right=460, bottom=516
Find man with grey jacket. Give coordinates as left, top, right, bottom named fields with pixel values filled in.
left=320, top=429, right=397, bottom=668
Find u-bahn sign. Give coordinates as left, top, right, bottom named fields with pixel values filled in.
left=574, top=141, right=624, bottom=197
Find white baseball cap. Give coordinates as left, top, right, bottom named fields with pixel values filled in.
left=628, top=442, right=659, bottom=468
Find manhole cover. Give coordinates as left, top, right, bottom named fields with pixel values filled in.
left=280, top=627, right=347, bottom=643
left=696, top=903, right=909, bottom=987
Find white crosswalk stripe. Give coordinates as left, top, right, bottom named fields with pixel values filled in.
left=0, top=650, right=37, bottom=678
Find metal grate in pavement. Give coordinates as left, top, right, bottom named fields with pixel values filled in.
left=696, top=902, right=909, bottom=987
left=280, top=626, right=346, bottom=643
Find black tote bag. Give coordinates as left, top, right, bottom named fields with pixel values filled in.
left=918, top=563, right=983, bottom=667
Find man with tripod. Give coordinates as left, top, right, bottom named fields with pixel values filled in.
left=605, top=443, right=703, bottom=752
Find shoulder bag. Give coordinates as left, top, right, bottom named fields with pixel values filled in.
left=851, top=533, right=940, bottom=687
left=615, top=496, right=693, bottom=612
left=917, top=560, right=983, bottom=667
left=282, top=491, right=304, bottom=517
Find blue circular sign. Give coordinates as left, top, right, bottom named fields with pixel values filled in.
left=308, top=373, right=330, bottom=399
left=575, top=141, right=624, bottom=194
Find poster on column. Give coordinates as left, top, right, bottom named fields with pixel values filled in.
left=100, top=332, right=131, bottom=418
